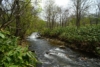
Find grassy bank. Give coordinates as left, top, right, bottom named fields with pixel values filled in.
left=0, top=30, right=39, bottom=67
left=41, top=25, right=100, bottom=56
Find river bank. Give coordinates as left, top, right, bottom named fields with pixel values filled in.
left=41, top=37, right=100, bottom=58
left=40, top=25, right=100, bottom=57
left=28, top=32, right=100, bottom=67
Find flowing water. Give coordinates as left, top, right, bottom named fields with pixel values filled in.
left=27, top=32, right=100, bottom=67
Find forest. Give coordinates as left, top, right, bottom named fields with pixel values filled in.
left=0, top=0, right=100, bottom=67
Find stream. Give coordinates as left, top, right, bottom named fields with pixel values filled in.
left=27, top=32, right=100, bottom=67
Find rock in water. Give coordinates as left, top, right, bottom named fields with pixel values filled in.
left=59, top=46, right=66, bottom=49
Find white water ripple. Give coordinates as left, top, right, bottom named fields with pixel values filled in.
left=45, top=48, right=72, bottom=62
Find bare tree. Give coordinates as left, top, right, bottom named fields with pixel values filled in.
left=57, top=6, right=69, bottom=27
left=0, top=0, right=16, bottom=29
left=51, top=6, right=59, bottom=28
left=95, top=0, right=100, bottom=25
left=71, top=0, right=90, bottom=28
left=44, top=0, right=58, bottom=28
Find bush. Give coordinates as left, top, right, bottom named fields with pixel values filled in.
left=40, top=28, right=51, bottom=37
left=1, top=46, right=38, bottom=67
left=0, top=31, right=39, bottom=67
left=49, top=27, right=64, bottom=37
left=41, top=25, right=100, bottom=55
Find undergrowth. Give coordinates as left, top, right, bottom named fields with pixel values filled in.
left=0, top=30, right=39, bottom=67
left=41, top=25, right=100, bottom=56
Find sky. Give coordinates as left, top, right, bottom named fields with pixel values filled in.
left=41, top=0, right=71, bottom=8
left=41, top=0, right=98, bottom=13
left=2, top=0, right=96, bottom=16
left=55, top=0, right=71, bottom=7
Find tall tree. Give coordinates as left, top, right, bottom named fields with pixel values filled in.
left=44, top=0, right=58, bottom=28
left=96, top=0, right=100, bottom=25
left=71, top=0, right=90, bottom=28
left=15, top=0, right=20, bottom=36
left=0, top=0, right=41, bottom=38
left=58, top=7, right=69, bottom=27
left=0, top=0, right=16, bottom=29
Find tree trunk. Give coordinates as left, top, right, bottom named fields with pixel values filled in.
left=76, top=3, right=80, bottom=28
left=76, top=15, right=80, bottom=28
left=15, top=0, right=21, bottom=37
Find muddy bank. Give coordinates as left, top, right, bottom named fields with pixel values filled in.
left=41, top=36, right=100, bottom=57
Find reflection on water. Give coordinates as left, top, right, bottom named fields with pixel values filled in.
left=28, top=32, right=100, bottom=67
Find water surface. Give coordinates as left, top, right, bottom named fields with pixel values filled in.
left=28, top=33, right=100, bottom=67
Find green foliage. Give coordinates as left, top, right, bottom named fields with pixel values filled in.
left=0, top=31, right=39, bottom=67
left=49, top=27, right=65, bottom=37
left=3, top=0, right=45, bottom=38
left=1, top=46, right=38, bottom=67
left=41, top=28, right=51, bottom=37
left=41, top=25, right=100, bottom=55
left=42, top=25, right=100, bottom=43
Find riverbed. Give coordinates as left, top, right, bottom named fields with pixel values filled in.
left=28, top=33, right=100, bottom=67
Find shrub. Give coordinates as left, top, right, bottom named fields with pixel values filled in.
left=41, top=25, right=100, bottom=55
left=40, top=28, right=51, bottom=37
left=49, top=27, right=64, bottom=37
left=0, top=31, right=39, bottom=67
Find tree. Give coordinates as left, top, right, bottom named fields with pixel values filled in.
left=71, top=0, right=90, bottom=28
left=0, top=0, right=16, bottom=29
left=58, top=7, right=69, bottom=27
left=95, top=0, right=100, bottom=25
left=0, top=0, right=41, bottom=38
left=15, top=0, right=20, bottom=36
left=44, top=0, right=58, bottom=28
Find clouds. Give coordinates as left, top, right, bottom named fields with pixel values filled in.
left=55, top=0, right=70, bottom=7
left=41, top=0, right=72, bottom=10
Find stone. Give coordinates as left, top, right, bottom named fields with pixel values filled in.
left=59, top=46, right=66, bottom=49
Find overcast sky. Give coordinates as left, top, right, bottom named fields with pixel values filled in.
left=2, top=0, right=97, bottom=15
left=41, top=0, right=71, bottom=8
left=41, top=0, right=98, bottom=13
left=55, top=0, right=71, bottom=7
